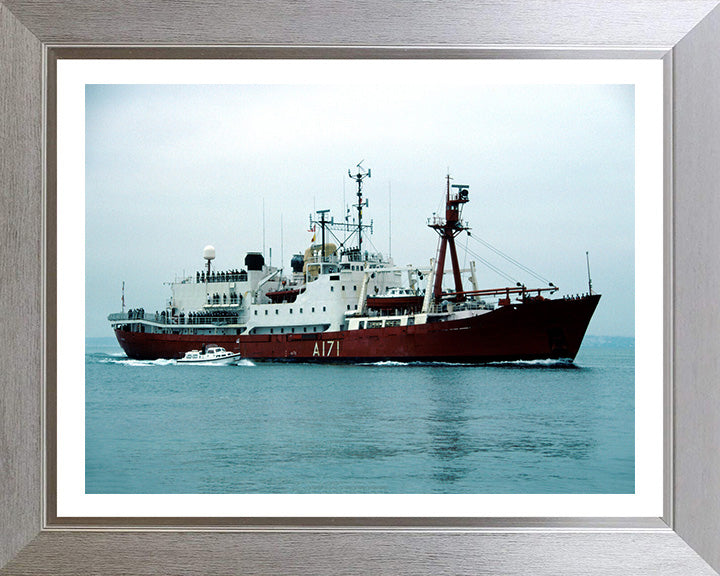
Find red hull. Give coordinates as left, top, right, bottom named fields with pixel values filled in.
left=114, top=295, right=600, bottom=363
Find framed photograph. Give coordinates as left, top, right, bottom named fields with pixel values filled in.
left=2, top=1, right=720, bottom=574
left=55, top=58, right=661, bottom=522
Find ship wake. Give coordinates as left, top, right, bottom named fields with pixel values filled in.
left=92, top=353, right=255, bottom=367
left=485, top=358, right=578, bottom=369
left=99, top=357, right=177, bottom=367
left=362, top=359, right=578, bottom=369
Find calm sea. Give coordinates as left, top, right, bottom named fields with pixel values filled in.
left=85, top=337, right=634, bottom=494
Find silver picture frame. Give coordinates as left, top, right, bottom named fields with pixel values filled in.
left=2, top=1, right=720, bottom=574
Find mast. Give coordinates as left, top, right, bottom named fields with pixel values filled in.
left=348, top=162, right=371, bottom=257
left=388, top=181, right=392, bottom=259
left=262, top=198, right=266, bottom=259
left=428, top=174, right=470, bottom=302
left=317, top=209, right=330, bottom=261
left=586, top=251, right=593, bottom=295
left=308, top=164, right=373, bottom=267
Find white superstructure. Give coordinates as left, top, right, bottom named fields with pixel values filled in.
left=146, top=246, right=414, bottom=337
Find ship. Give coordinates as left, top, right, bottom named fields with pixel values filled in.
left=108, top=165, right=600, bottom=362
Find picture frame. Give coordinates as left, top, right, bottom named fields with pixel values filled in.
left=2, top=1, right=720, bottom=574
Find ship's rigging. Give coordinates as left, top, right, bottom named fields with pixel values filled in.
left=308, top=162, right=375, bottom=261
left=309, top=166, right=558, bottom=301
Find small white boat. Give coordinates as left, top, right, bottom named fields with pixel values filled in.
left=177, top=345, right=242, bottom=365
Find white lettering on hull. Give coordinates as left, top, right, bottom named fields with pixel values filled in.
left=312, top=340, right=341, bottom=357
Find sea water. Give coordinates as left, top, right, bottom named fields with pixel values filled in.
left=85, top=337, right=634, bottom=494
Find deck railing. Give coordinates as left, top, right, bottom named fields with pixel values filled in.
left=108, top=311, right=244, bottom=326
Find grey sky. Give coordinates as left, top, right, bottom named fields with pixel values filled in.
left=86, top=83, right=634, bottom=337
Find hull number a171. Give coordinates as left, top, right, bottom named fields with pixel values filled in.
left=313, top=340, right=340, bottom=357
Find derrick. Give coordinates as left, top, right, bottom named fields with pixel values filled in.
left=428, top=175, right=470, bottom=302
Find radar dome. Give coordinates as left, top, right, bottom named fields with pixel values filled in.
left=203, top=245, right=216, bottom=261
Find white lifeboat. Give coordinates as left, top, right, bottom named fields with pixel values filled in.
left=177, top=345, right=242, bottom=365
